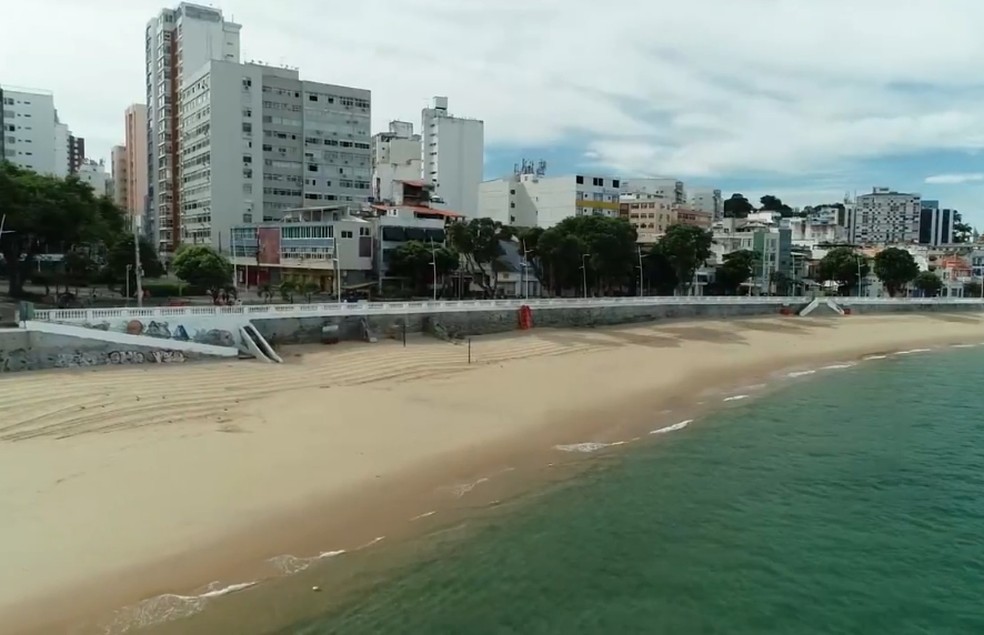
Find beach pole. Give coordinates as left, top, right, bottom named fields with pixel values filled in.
left=402, top=318, right=407, bottom=347
left=468, top=337, right=472, bottom=364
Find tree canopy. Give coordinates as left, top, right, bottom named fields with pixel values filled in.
left=447, top=217, right=513, bottom=297
left=0, top=161, right=127, bottom=296
left=759, top=195, right=794, bottom=217
left=872, top=247, right=919, bottom=297
left=388, top=240, right=459, bottom=296
left=105, top=235, right=165, bottom=296
left=171, top=245, right=233, bottom=302
left=658, top=224, right=713, bottom=293
left=816, top=247, right=869, bottom=294
left=913, top=271, right=943, bottom=297
left=715, top=249, right=755, bottom=295
left=536, top=215, right=637, bottom=296
left=723, top=193, right=755, bottom=219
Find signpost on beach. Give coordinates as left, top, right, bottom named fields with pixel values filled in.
left=581, top=253, right=590, bottom=298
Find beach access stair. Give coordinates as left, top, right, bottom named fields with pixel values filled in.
left=239, top=323, right=283, bottom=363
left=799, top=297, right=845, bottom=316
left=23, top=320, right=240, bottom=358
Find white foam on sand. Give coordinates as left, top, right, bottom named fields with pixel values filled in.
left=863, top=354, right=888, bottom=360
left=820, top=363, right=855, bottom=370
left=410, top=510, right=437, bottom=521
left=723, top=394, right=749, bottom=402
left=451, top=477, right=490, bottom=498
left=893, top=348, right=931, bottom=355
left=650, top=420, right=692, bottom=435
left=554, top=442, right=618, bottom=453
left=787, top=370, right=817, bottom=378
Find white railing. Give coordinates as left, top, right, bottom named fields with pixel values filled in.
left=31, top=295, right=984, bottom=324
left=34, top=296, right=807, bottom=323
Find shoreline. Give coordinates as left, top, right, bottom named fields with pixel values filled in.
left=2, top=314, right=983, bottom=634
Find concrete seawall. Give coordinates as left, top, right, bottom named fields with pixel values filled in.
left=251, top=300, right=807, bottom=346
left=5, top=297, right=982, bottom=372
left=0, top=328, right=210, bottom=373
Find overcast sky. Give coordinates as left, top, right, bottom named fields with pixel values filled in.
left=4, top=0, right=984, bottom=222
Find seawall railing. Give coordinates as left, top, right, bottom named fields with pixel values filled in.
left=31, top=295, right=983, bottom=324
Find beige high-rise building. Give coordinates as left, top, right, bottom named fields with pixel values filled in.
left=124, top=103, right=148, bottom=220
left=111, top=145, right=128, bottom=210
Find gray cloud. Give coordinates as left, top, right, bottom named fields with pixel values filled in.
left=4, top=0, right=984, bottom=181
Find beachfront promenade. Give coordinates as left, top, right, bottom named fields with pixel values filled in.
left=32, top=294, right=984, bottom=324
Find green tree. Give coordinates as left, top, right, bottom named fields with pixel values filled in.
left=279, top=279, right=297, bottom=303
left=643, top=244, right=678, bottom=295
left=0, top=161, right=127, bottom=296
left=770, top=270, right=795, bottom=295
left=300, top=280, right=320, bottom=303
left=172, top=244, right=234, bottom=303
left=388, top=240, right=459, bottom=296
left=759, top=195, right=794, bottom=217
left=715, top=249, right=755, bottom=295
left=104, top=235, right=165, bottom=297
left=536, top=216, right=638, bottom=295
left=913, top=271, right=943, bottom=297
left=816, top=247, right=869, bottom=295
left=657, top=224, right=713, bottom=294
left=723, top=193, right=755, bottom=219
left=62, top=249, right=97, bottom=294
left=953, top=212, right=973, bottom=243
left=873, top=247, right=919, bottom=297
left=447, top=218, right=513, bottom=297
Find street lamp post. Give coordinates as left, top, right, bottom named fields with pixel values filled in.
left=132, top=222, right=143, bottom=307
left=429, top=238, right=438, bottom=301
left=522, top=240, right=533, bottom=299
left=581, top=253, right=590, bottom=299
left=125, top=264, right=132, bottom=302
left=637, top=245, right=644, bottom=296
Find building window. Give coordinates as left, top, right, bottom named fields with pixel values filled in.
left=575, top=175, right=584, bottom=185
left=613, top=179, right=620, bottom=188
left=341, top=230, right=353, bottom=239
left=359, top=226, right=371, bottom=237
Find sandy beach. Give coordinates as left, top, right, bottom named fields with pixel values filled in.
left=2, top=313, right=983, bottom=633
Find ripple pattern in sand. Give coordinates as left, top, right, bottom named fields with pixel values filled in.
left=0, top=335, right=610, bottom=442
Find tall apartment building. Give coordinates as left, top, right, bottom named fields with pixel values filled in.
left=67, top=134, right=85, bottom=174
left=179, top=59, right=371, bottom=251
left=623, top=178, right=686, bottom=204
left=0, top=87, right=65, bottom=176
left=421, top=96, right=484, bottom=217
left=0, top=88, right=5, bottom=160
left=619, top=193, right=675, bottom=244
left=689, top=188, right=723, bottom=220
left=371, top=120, right=422, bottom=203
left=852, top=187, right=921, bottom=245
left=918, top=200, right=955, bottom=246
left=111, top=145, right=128, bottom=209
left=124, top=104, right=149, bottom=220
left=478, top=162, right=622, bottom=228
left=145, top=2, right=241, bottom=253
left=78, top=159, right=110, bottom=197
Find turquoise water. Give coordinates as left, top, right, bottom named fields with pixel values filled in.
left=264, top=348, right=984, bottom=635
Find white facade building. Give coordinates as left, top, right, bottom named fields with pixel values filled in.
left=371, top=120, right=422, bottom=203
left=145, top=2, right=241, bottom=253
left=479, top=167, right=622, bottom=228
left=622, top=178, right=686, bottom=204
left=689, top=188, right=722, bottom=220
left=421, top=96, right=484, bottom=217
left=0, top=88, right=66, bottom=176
left=78, top=159, right=111, bottom=197
left=853, top=187, right=921, bottom=245
left=179, top=59, right=371, bottom=252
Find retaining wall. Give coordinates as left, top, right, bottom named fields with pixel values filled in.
left=250, top=300, right=806, bottom=346
left=840, top=299, right=984, bottom=315
left=0, top=328, right=206, bottom=373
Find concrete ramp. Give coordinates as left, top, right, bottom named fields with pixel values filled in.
left=825, top=298, right=846, bottom=315
left=799, top=298, right=822, bottom=316
left=360, top=316, right=379, bottom=343
left=240, top=324, right=283, bottom=363
left=24, top=320, right=239, bottom=358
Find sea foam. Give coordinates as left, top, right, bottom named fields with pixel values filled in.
left=650, top=420, right=692, bottom=435
left=103, top=581, right=256, bottom=633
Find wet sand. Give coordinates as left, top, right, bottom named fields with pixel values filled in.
left=1, top=313, right=982, bottom=634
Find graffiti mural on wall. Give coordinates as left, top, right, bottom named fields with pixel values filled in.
left=109, top=350, right=185, bottom=364
left=120, top=320, right=235, bottom=347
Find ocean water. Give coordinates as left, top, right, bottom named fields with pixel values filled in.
left=154, top=347, right=984, bottom=634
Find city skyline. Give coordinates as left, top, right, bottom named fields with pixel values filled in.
left=3, top=0, right=984, bottom=221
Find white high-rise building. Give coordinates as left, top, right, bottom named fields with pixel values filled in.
left=853, top=187, right=921, bottom=245
left=690, top=188, right=723, bottom=220
left=0, top=87, right=66, bottom=176
left=145, top=2, right=241, bottom=254
left=371, top=120, right=422, bottom=203
left=78, top=159, right=111, bottom=197
left=623, top=178, right=686, bottom=204
left=421, top=96, right=484, bottom=217
left=179, top=60, right=371, bottom=251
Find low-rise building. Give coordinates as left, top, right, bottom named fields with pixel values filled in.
left=478, top=162, right=621, bottom=228
left=674, top=206, right=713, bottom=230
left=230, top=205, right=373, bottom=292
left=371, top=120, right=422, bottom=203
left=619, top=193, right=675, bottom=244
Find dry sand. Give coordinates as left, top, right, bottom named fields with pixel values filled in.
left=1, top=313, right=982, bottom=633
